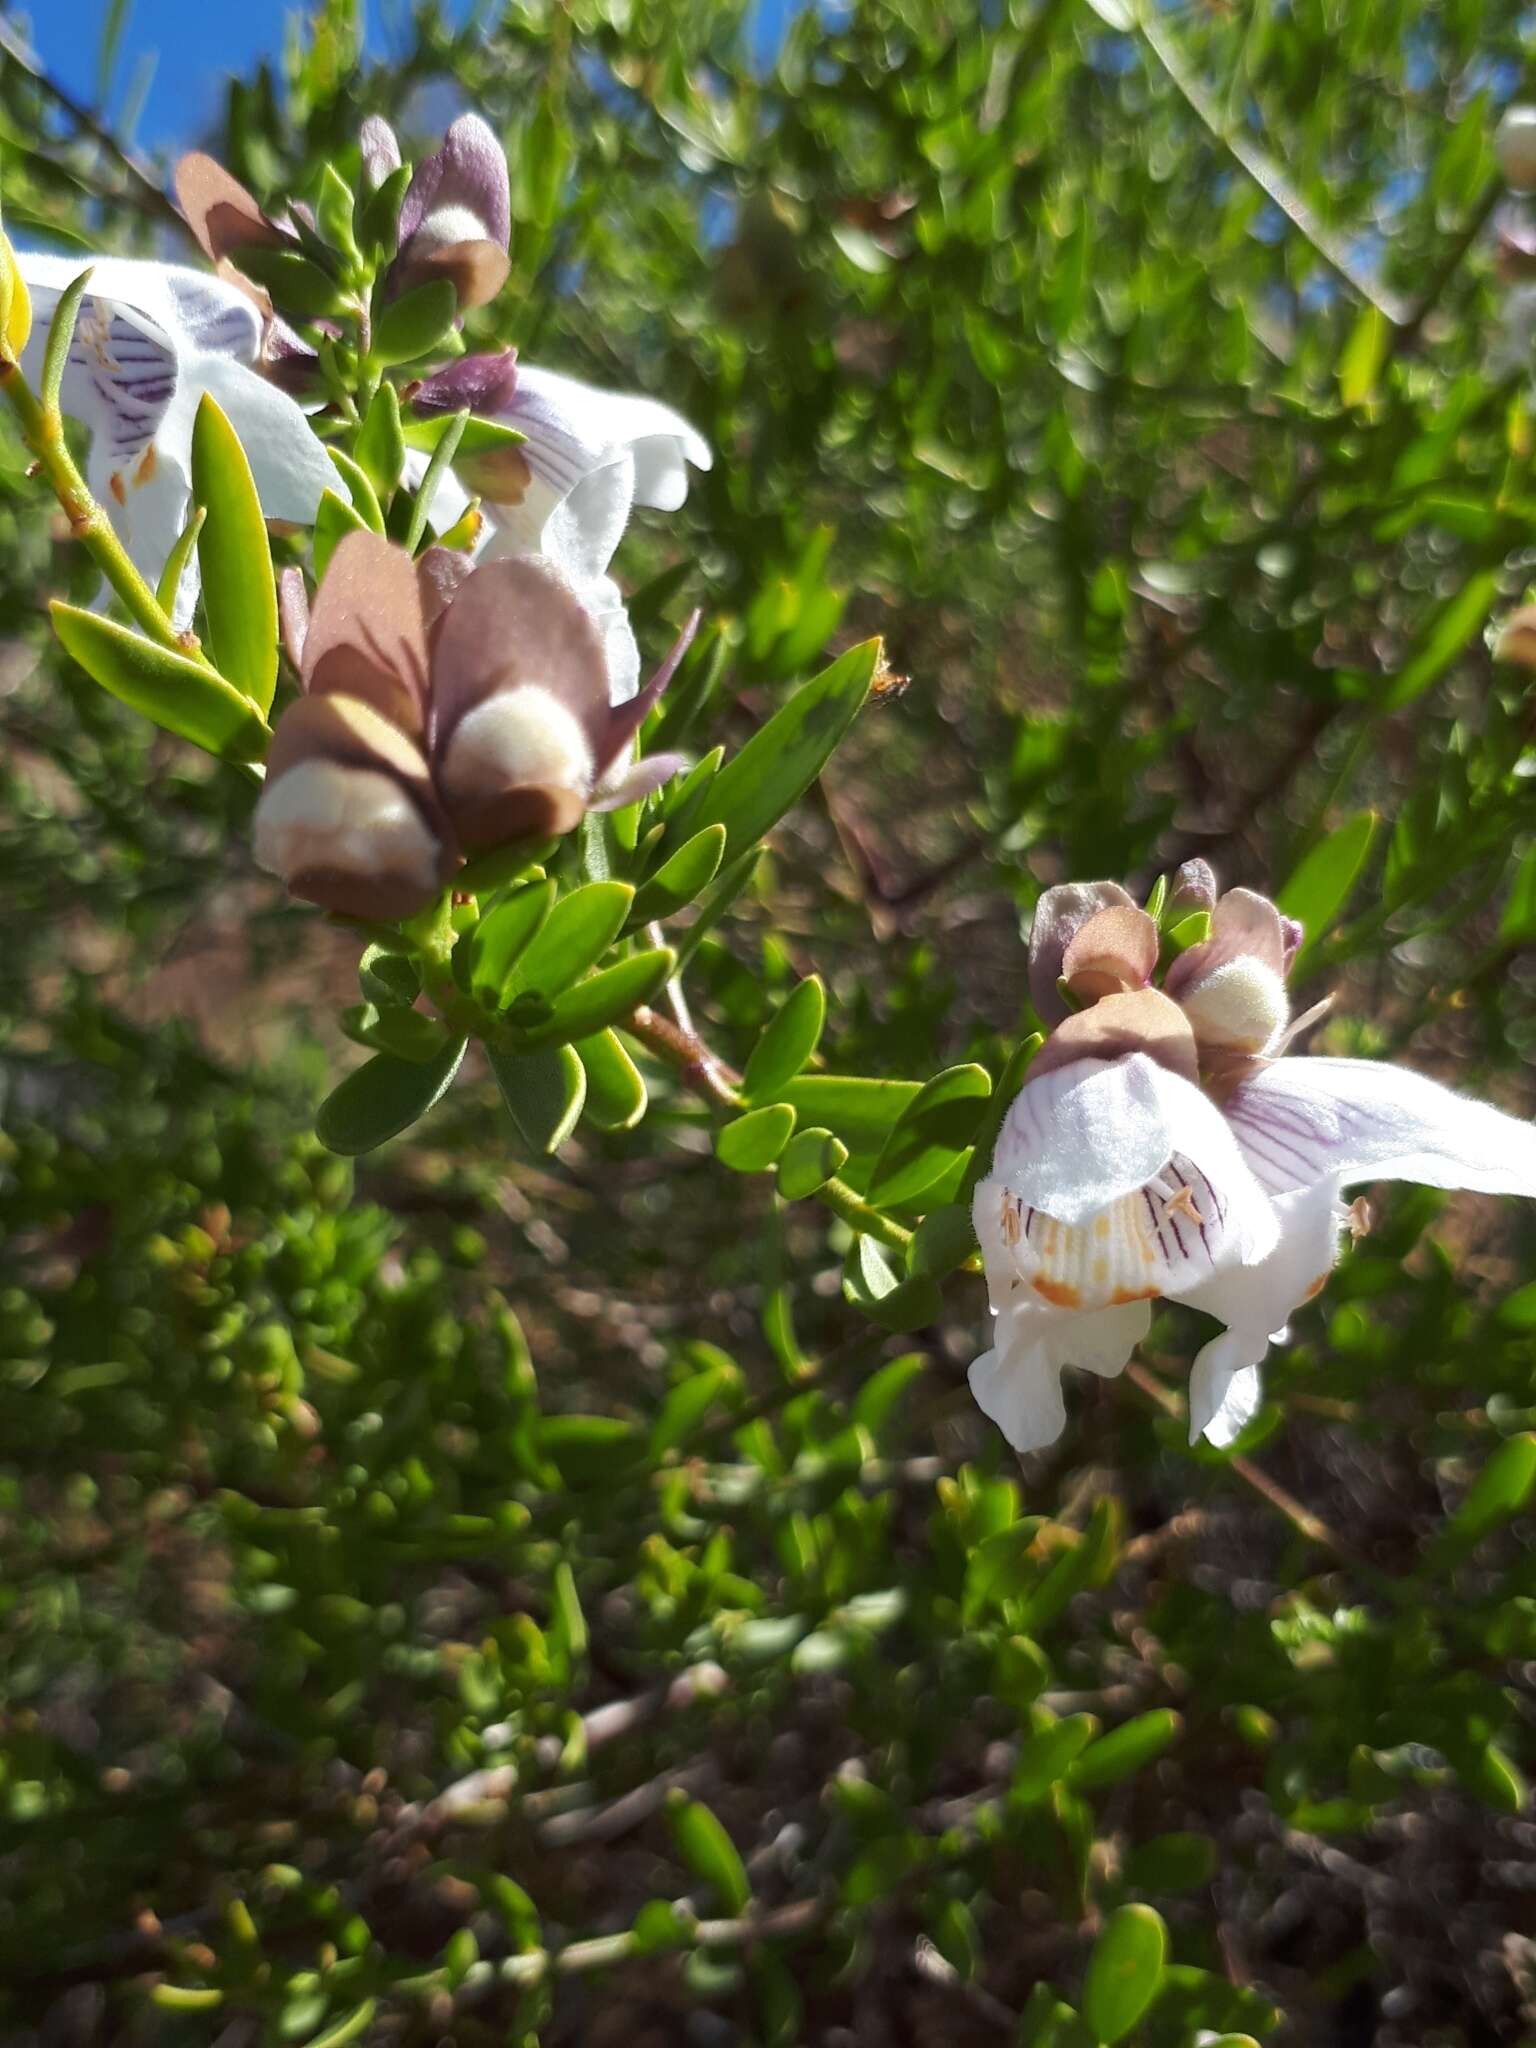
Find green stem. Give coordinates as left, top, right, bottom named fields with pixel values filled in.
left=816, top=1176, right=913, bottom=1251
left=0, top=358, right=194, bottom=659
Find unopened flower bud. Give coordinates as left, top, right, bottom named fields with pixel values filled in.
left=254, top=694, right=454, bottom=919
left=1498, top=106, right=1536, bottom=192
left=1177, top=954, right=1290, bottom=1056
left=437, top=686, right=596, bottom=847
left=1168, top=858, right=1218, bottom=915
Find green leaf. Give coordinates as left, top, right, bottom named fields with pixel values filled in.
left=668, top=1795, right=750, bottom=1913
left=843, top=1235, right=944, bottom=1331
left=1338, top=301, right=1391, bottom=409
left=776, top=1125, right=848, bottom=1199
left=631, top=1898, right=693, bottom=1954
left=374, top=278, right=459, bottom=366
left=851, top=1351, right=927, bottom=1435
left=963, top=1520, right=1045, bottom=1622
left=1383, top=568, right=1501, bottom=709
left=1444, top=1433, right=1536, bottom=1548
left=511, top=882, right=635, bottom=998
left=48, top=603, right=268, bottom=761
left=867, top=1063, right=990, bottom=1207
left=236, top=244, right=345, bottom=318
left=650, top=1361, right=734, bottom=1456
left=315, top=1037, right=467, bottom=1155
left=402, top=410, right=526, bottom=458
left=516, top=948, right=675, bottom=1048
left=717, top=1103, right=795, bottom=1172
left=488, top=1042, right=587, bottom=1154
left=576, top=1030, right=648, bottom=1130
left=1500, top=847, right=1536, bottom=944
left=468, top=880, right=556, bottom=1005
left=1123, top=1832, right=1218, bottom=1894
left=631, top=822, right=728, bottom=923
left=742, top=977, right=826, bottom=1105
left=303, top=2000, right=379, bottom=2048
left=1081, top=1904, right=1168, bottom=2044
left=39, top=263, right=93, bottom=417
left=1066, top=1709, right=1182, bottom=1791
left=154, top=504, right=206, bottom=617
left=1011, top=1714, right=1099, bottom=1806
left=190, top=393, right=279, bottom=712
left=909, top=1203, right=976, bottom=1279
left=679, top=638, right=879, bottom=857
left=776, top=1075, right=921, bottom=1164
left=327, top=445, right=386, bottom=533
left=355, top=380, right=407, bottom=502
left=1278, top=812, right=1377, bottom=964
left=359, top=164, right=409, bottom=255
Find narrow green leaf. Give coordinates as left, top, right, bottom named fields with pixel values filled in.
left=488, top=1042, right=587, bottom=1154
left=316, top=162, right=361, bottom=262
left=355, top=379, right=406, bottom=502
left=742, top=977, right=826, bottom=1105
left=517, top=948, right=675, bottom=1048
left=327, top=446, right=386, bottom=533
left=776, top=1125, right=848, bottom=1199
left=1067, top=1709, right=1182, bottom=1791
left=576, top=1029, right=648, bottom=1130
left=867, top=1063, right=990, bottom=1206
left=468, top=880, right=556, bottom=1005
left=1500, top=847, right=1536, bottom=944
left=1338, top=301, right=1391, bottom=409
left=404, top=407, right=467, bottom=552
left=374, top=278, right=459, bottom=366
left=1278, top=811, right=1377, bottom=963
left=154, top=504, right=206, bottom=616
left=191, top=393, right=279, bottom=711
left=717, top=1102, right=796, bottom=1172
left=39, top=264, right=93, bottom=417
left=680, top=638, right=879, bottom=858
left=1081, top=1905, right=1168, bottom=2044
left=511, top=882, right=634, bottom=998
left=401, top=410, right=526, bottom=458
left=49, top=603, right=267, bottom=760
left=843, top=1236, right=944, bottom=1331
left=630, top=821, right=727, bottom=923
left=1383, top=568, right=1502, bottom=709
left=667, top=1795, right=750, bottom=1913
left=315, top=1037, right=467, bottom=1155
left=964, top=1521, right=1046, bottom=1622
left=360, top=164, right=410, bottom=255
left=304, top=1999, right=379, bottom=2048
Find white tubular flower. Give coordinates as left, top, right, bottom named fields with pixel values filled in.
left=970, top=995, right=1279, bottom=1455
left=414, top=355, right=711, bottom=706
left=17, top=251, right=334, bottom=626
left=968, top=872, right=1536, bottom=1456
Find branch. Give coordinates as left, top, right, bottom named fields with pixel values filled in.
left=0, top=25, right=190, bottom=238
left=1134, top=9, right=1411, bottom=326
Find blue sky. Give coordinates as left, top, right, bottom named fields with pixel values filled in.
left=20, top=1, right=796, bottom=147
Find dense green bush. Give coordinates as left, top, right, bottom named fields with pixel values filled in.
left=2, top=2, right=1536, bottom=2042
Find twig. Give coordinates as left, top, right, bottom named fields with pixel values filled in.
left=0, top=25, right=189, bottom=238
left=1124, top=1358, right=1352, bottom=1557
left=1135, top=9, right=1411, bottom=326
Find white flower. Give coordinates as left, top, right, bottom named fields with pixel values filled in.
left=411, top=354, right=711, bottom=705
left=969, top=880, right=1536, bottom=1455
left=17, top=251, right=334, bottom=627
